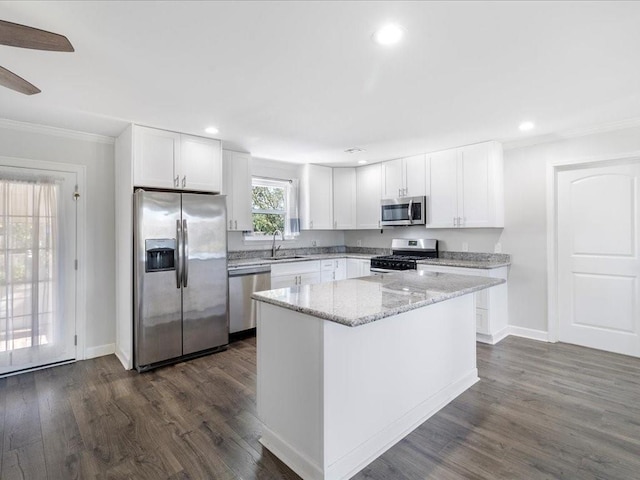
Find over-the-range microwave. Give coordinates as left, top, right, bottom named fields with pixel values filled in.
left=380, top=196, right=427, bottom=226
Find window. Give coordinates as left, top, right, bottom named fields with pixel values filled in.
left=248, top=177, right=299, bottom=239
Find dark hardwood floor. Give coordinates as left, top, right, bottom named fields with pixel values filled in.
left=1, top=336, right=639, bottom=479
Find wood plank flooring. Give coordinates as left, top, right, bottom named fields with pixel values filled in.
left=1, top=336, right=639, bottom=479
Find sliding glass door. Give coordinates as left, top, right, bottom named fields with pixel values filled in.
left=0, top=166, right=77, bottom=376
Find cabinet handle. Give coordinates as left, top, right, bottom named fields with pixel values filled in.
left=234, top=220, right=237, bottom=229
left=174, top=175, right=179, bottom=188
left=182, top=176, right=186, bottom=188
left=229, top=220, right=232, bottom=229
left=310, top=220, right=313, bottom=229
left=453, top=217, right=457, bottom=227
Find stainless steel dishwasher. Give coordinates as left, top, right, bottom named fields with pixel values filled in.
left=228, top=265, right=271, bottom=334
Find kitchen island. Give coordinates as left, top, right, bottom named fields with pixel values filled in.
left=252, top=270, right=505, bottom=480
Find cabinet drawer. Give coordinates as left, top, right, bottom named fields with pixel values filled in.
left=271, top=260, right=320, bottom=276
left=476, top=308, right=489, bottom=334
left=321, top=259, right=335, bottom=271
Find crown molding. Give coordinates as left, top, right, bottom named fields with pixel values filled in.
left=0, top=118, right=115, bottom=145
left=503, top=116, right=640, bottom=151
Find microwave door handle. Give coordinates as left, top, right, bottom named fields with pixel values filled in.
left=408, top=199, right=414, bottom=224
left=175, top=220, right=182, bottom=288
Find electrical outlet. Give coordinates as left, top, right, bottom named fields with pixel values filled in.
left=356, top=239, right=362, bottom=247
left=312, top=240, right=317, bottom=247
left=494, top=243, right=502, bottom=253
left=462, top=242, right=469, bottom=252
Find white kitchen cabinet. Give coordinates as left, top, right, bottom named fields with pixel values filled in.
left=134, top=126, right=180, bottom=189
left=222, top=150, right=252, bottom=231
left=301, top=164, right=333, bottom=230
left=346, top=258, right=371, bottom=278
left=271, top=260, right=322, bottom=288
left=180, top=134, right=222, bottom=192
left=382, top=154, right=426, bottom=199
left=426, top=141, right=503, bottom=228
left=417, top=264, right=508, bottom=344
left=333, top=168, right=357, bottom=229
left=356, top=163, right=382, bottom=229
left=133, top=125, right=222, bottom=192
left=321, top=258, right=347, bottom=282
left=334, top=258, right=347, bottom=280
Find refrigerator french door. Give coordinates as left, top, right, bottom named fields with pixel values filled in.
left=134, top=189, right=228, bottom=372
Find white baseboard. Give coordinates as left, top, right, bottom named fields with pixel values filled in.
left=476, top=326, right=510, bottom=345
left=115, top=347, right=133, bottom=370
left=507, top=326, right=550, bottom=342
left=84, top=343, right=115, bottom=360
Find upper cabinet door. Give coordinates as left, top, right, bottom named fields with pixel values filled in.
left=301, top=164, right=333, bottom=230
left=426, top=149, right=459, bottom=228
left=180, top=134, right=222, bottom=193
left=223, top=150, right=252, bottom=231
left=333, top=168, right=357, bottom=229
left=382, top=159, right=404, bottom=199
left=134, top=126, right=179, bottom=189
left=356, top=163, right=382, bottom=229
left=404, top=154, right=426, bottom=197
left=459, top=143, right=491, bottom=228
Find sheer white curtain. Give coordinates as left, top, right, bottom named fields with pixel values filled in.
left=286, top=178, right=300, bottom=237
left=0, top=174, right=63, bottom=358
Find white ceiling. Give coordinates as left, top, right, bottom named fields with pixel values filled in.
left=1, top=1, right=640, bottom=165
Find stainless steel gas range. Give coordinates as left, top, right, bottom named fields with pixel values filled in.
left=370, top=238, right=438, bottom=273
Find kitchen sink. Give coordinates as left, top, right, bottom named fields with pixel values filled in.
left=264, top=255, right=308, bottom=260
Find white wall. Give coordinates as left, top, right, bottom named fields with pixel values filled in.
left=501, top=124, right=640, bottom=333
left=230, top=157, right=345, bottom=251
left=344, top=227, right=503, bottom=253
left=0, top=120, right=115, bottom=356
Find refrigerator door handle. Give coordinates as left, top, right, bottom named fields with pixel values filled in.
left=176, top=220, right=182, bottom=288
left=183, top=219, right=189, bottom=287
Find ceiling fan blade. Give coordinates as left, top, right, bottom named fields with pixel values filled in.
left=0, top=65, right=40, bottom=95
left=0, top=19, right=74, bottom=52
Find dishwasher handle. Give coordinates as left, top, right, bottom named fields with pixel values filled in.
left=228, top=266, right=272, bottom=277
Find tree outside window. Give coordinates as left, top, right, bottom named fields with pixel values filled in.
left=251, top=178, right=288, bottom=236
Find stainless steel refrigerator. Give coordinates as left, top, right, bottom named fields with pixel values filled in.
left=133, top=189, right=228, bottom=372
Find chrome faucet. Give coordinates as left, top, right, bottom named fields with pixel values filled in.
left=271, top=230, right=284, bottom=257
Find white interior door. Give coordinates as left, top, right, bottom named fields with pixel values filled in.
left=557, top=161, right=640, bottom=357
left=0, top=166, right=77, bottom=375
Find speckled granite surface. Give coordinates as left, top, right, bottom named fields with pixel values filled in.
left=228, top=249, right=510, bottom=269
left=252, top=270, right=504, bottom=327
left=417, top=251, right=510, bottom=269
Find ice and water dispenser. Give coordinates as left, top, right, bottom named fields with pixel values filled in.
left=145, top=239, right=176, bottom=272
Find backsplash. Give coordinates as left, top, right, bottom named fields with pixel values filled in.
left=439, top=251, right=511, bottom=263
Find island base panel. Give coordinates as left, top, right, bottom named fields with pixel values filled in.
left=257, top=294, right=478, bottom=480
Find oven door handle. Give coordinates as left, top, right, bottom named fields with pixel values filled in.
left=370, top=267, right=396, bottom=273
left=408, top=199, right=414, bottom=224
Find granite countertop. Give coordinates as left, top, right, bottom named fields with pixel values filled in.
left=417, top=258, right=510, bottom=269
left=228, top=253, right=375, bottom=269
left=252, top=270, right=505, bottom=327
left=228, top=252, right=510, bottom=269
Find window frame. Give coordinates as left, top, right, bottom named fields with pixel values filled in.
left=244, top=176, right=294, bottom=242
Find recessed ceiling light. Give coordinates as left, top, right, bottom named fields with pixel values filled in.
left=345, top=147, right=366, bottom=154
left=205, top=126, right=219, bottom=135
left=373, top=24, right=405, bottom=46
left=358, top=160, right=367, bottom=165
left=519, top=121, right=535, bottom=132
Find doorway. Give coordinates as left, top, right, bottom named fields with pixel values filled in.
left=0, top=164, right=78, bottom=376
left=555, top=159, right=640, bottom=357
